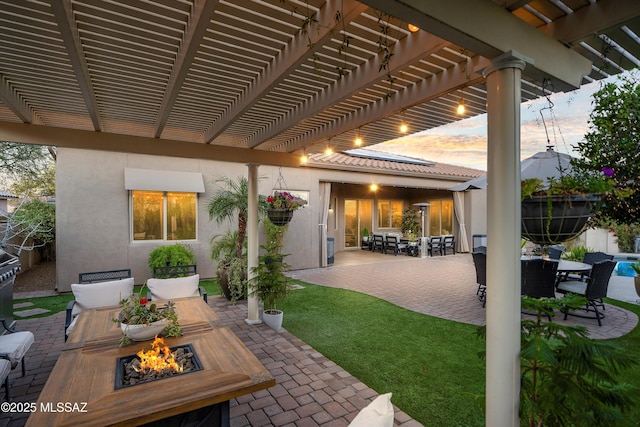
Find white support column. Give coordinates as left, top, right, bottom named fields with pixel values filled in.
left=246, top=163, right=261, bottom=325
left=483, top=52, right=527, bottom=427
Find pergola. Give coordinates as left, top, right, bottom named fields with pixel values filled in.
left=2, top=1, right=640, bottom=425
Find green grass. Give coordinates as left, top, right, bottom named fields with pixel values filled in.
left=12, top=280, right=640, bottom=426
left=280, top=281, right=485, bottom=426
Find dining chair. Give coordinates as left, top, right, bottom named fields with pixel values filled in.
left=442, top=235, right=456, bottom=255
left=472, top=252, right=487, bottom=307
left=147, top=274, right=206, bottom=303
left=372, top=234, right=385, bottom=253
left=521, top=259, right=559, bottom=320
left=565, top=251, right=614, bottom=282
left=384, top=235, right=407, bottom=256
left=428, top=236, right=443, bottom=256
left=557, top=260, right=617, bottom=326
left=65, top=277, right=135, bottom=341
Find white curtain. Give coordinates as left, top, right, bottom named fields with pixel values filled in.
left=453, top=191, right=470, bottom=253
left=319, top=182, right=331, bottom=267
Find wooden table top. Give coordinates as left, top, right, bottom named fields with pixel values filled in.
left=27, top=297, right=275, bottom=427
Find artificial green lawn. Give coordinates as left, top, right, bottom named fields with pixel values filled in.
left=13, top=279, right=640, bottom=426
left=280, top=282, right=486, bottom=426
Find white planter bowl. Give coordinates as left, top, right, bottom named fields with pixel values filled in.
left=120, top=319, right=168, bottom=341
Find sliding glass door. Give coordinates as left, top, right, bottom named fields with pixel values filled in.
left=344, top=199, right=372, bottom=248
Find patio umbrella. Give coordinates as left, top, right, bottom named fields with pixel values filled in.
left=449, top=147, right=574, bottom=191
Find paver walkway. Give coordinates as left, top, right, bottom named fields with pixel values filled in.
left=289, top=251, right=638, bottom=340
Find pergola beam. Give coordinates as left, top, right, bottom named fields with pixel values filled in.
left=359, top=0, right=592, bottom=89
left=0, top=122, right=301, bottom=168
left=541, top=0, right=640, bottom=45
left=248, top=30, right=452, bottom=149
left=204, top=0, right=368, bottom=144
left=282, top=55, right=490, bottom=153
left=51, top=0, right=102, bottom=131
left=153, top=0, right=220, bottom=138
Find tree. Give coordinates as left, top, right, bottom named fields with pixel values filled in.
left=1, top=199, right=56, bottom=259
left=571, top=73, right=640, bottom=225
left=0, top=142, right=56, bottom=196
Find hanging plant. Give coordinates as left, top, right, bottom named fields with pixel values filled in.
left=266, top=191, right=306, bottom=226
left=520, top=169, right=631, bottom=245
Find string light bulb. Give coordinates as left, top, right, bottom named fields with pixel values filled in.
left=456, top=98, right=465, bottom=115
left=407, top=24, right=420, bottom=33
left=354, top=128, right=363, bottom=146
left=325, top=146, right=333, bottom=155
left=399, top=111, right=409, bottom=134
left=300, top=152, right=308, bottom=164
left=370, top=183, right=378, bottom=192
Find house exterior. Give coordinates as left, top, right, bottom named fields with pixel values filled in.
left=55, top=147, right=485, bottom=292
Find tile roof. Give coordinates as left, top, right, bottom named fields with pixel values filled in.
left=0, top=191, right=18, bottom=199
left=306, top=150, right=484, bottom=181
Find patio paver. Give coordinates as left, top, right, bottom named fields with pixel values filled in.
left=2, top=252, right=637, bottom=426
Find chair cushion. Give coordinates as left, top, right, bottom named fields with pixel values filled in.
left=556, top=280, right=587, bottom=295
left=71, top=277, right=135, bottom=317
left=147, top=274, right=200, bottom=301
left=0, top=359, right=10, bottom=380
left=0, top=331, right=34, bottom=368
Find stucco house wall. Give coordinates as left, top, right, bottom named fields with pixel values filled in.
left=56, top=147, right=483, bottom=292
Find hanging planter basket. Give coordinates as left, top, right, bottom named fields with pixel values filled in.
left=521, top=194, right=600, bottom=245
left=267, top=208, right=294, bottom=226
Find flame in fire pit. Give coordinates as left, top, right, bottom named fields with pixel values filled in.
left=135, top=336, right=183, bottom=374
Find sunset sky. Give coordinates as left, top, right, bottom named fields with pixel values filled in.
left=372, top=74, right=627, bottom=172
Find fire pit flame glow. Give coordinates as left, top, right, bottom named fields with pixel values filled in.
left=136, top=336, right=183, bottom=374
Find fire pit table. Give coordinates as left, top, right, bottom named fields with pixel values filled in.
left=26, top=297, right=275, bottom=427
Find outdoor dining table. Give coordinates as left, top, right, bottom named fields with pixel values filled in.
left=556, top=259, right=592, bottom=274
left=26, top=296, right=275, bottom=427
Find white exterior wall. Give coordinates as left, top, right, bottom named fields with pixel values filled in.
left=56, top=148, right=480, bottom=291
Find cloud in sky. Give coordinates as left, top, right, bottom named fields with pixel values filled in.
left=373, top=75, right=619, bottom=171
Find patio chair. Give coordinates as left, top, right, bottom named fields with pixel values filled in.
left=557, top=260, right=617, bottom=326
left=442, top=235, right=456, bottom=255
left=428, top=236, right=443, bottom=256
left=562, top=251, right=613, bottom=282
left=372, top=234, right=385, bottom=253
left=521, top=259, right=559, bottom=320
left=152, top=264, right=197, bottom=279
left=65, top=277, right=135, bottom=341
left=547, top=245, right=565, bottom=260
left=0, top=318, right=34, bottom=400
left=78, top=268, right=132, bottom=283
left=472, top=252, right=487, bottom=307
left=147, top=268, right=207, bottom=303
left=384, top=235, right=407, bottom=256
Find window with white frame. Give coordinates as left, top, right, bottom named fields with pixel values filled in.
left=131, top=191, right=197, bottom=241
left=377, top=200, right=403, bottom=228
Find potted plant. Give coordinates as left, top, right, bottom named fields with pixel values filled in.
left=401, top=209, right=421, bottom=240
left=113, top=288, right=182, bottom=347
left=362, top=227, right=369, bottom=242
left=148, top=244, right=196, bottom=277
left=249, top=218, right=291, bottom=331
left=208, top=176, right=266, bottom=303
left=265, top=191, right=306, bottom=226
left=520, top=168, right=627, bottom=245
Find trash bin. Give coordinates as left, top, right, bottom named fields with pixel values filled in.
left=473, top=234, right=487, bottom=251
left=327, top=237, right=335, bottom=265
